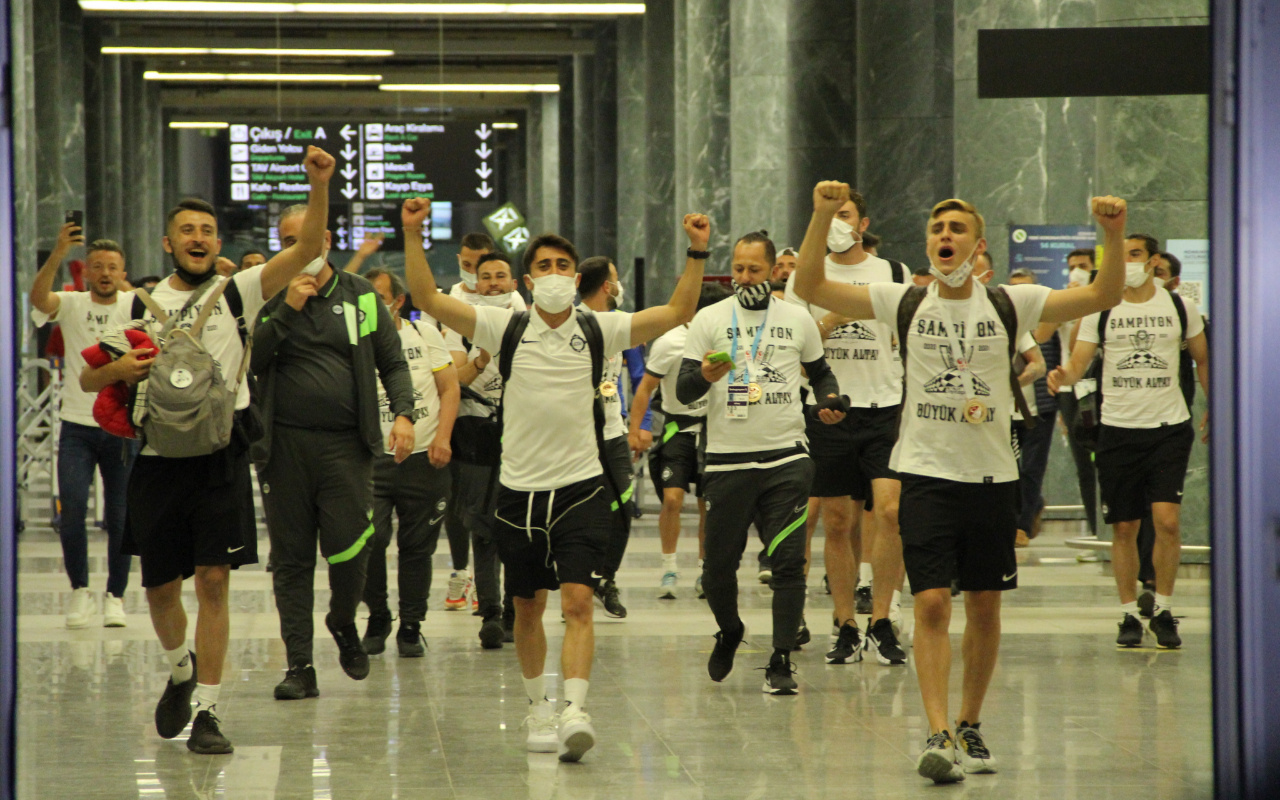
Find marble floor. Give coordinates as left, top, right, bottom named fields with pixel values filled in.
left=15, top=511, right=1213, bottom=799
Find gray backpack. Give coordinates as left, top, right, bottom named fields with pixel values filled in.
left=131, top=278, right=249, bottom=458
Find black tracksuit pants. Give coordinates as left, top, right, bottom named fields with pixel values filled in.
left=600, top=435, right=633, bottom=580
left=455, top=460, right=505, bottom=618
left=701, top=457, right=814, bottom=651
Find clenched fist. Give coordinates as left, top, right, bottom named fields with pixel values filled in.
left=304, top=146, right=336, bottom=184
left=814, top=181, right=850, bottom=215
left=1091, top=196, right=1127, bottom=235
left=402, top=197, right=430, bottom=232
left=683, top=213, right=711, bottom=251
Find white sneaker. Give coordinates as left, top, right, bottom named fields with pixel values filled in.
left=523, top=700, right=559, bottom=753
left=103, top=595, right=126, bottom=628
left=916, top=731, right=965, bottom=783
left=889, top=601, right=904, bottom=638
left=955, top=723, right=998, bottom=774
left=658, top=571, right=678, bottom=600
left=557, top=705, right=596, bottom=763
left=65, top=588, right=94, bottom=629
left=444, top=569, right=470, bottom=610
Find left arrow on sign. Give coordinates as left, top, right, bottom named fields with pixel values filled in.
left=341, top=124, right=356, bottom=141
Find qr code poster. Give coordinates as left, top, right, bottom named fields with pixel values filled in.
left=1178, top=280, right=1203, bottom=309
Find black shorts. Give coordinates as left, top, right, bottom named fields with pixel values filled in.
left=493, top=476, right=613, bottom=599
left=649, top=429, right=703, bottom=497
left=124, top=445, right=259, bottom=588
left=1095, top=421, right=1195, bottom=524
left=898, top=473, right=1018, bottom=593
left=807, top=405, right=900, bottom=499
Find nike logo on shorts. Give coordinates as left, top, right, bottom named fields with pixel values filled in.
left=591, top=571, right=605, bottom=580
left=1002, top=570, right=1017, bottom=582
left=430, top=515, right=445, bottom=525
left=227, top=545, right=245, bottom=554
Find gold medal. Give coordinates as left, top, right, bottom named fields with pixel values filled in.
left=747, top=382, right=763, bottom=403
left=963, top=398, right=988, bottom=424
left=599, top=380, right=618, bottom=398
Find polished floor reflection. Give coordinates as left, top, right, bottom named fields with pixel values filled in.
left=16, top=513, right=1212, bottom=799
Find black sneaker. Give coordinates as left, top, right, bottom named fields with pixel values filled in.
left=501, top=606, right=515, bottom=643
left=760, top=650, right=798, bottom=695
left=1137, top=588, right=1156, bottom=619
left=187, top=709, right=234, bottom=755
left=478, top=611, right=504, bottom=650
left=595, top=579, right=627, bottom=619
left=865, top=617, right=907, bottom=665
left=825, top=621, right=864, bottom=664
left=397, top=621, right=426, bottom=658
left=362, top=611, right=393, bottom=656
left=274, top=663, right=319, bottom=700
left=793, top=617, right=811, bottom=650
left=707, top=621, right=746, bottom=682
left=155, top=651, right=198, bottom=738
left=1149, top=610, right=1182, bottom=649
left=326, top=614, right=371, bottom=678
left=855, top=585, right=873, bottom=615
left=1116, top=613, right=1145, bottom=647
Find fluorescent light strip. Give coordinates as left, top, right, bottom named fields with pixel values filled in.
left=492, top=122, right=519, bottom=129
left=169, top=121, right=229, bottom=128
left=106, top=46, right=395, bottom=57
left=144, top=70, right=382, bottom=82
left=81, top=2, right=645, bottom=15
left=380, top=83, right=558, bottom=92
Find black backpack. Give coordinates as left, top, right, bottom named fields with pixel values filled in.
left=1070, top=289, right=1189, bottom=451
left=894, top=285, right=1036, bottom=427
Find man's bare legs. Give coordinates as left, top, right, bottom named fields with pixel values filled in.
left=870, top=478, right=904, bottom=624
left=560, top=583, right=595, bottom=681
left=1111, top=519, right=1142, bottom=604
left=822, top=496, right=860, bottom=623
left=193, top=566, right=230, bottom=685
left=513, top=590, right=550, bottom=679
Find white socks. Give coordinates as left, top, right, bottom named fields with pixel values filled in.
left=1154, top=594, right=1173, bottom=615
left=891, top=589, right=902, bottom=607
left=662, top=553, right=678, bottom=574
left=194, top=683, right=220, bottom=713
left=1121, top=601, right=1139, bottom=617
left=563, top=678, right=589, bottom=711
left=523, top=674, right=546, bottom=704
left=166, top=645, right=193, bottom=683
left=859, top=562, right=874, bottom=585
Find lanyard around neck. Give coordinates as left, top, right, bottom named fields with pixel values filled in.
left=730, top=299, right=769, bottom=385
left=928, top=282, right=988, bottom=400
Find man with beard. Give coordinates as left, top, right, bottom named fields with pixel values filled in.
left=80, top=146, right=336, bottom=755
left=30, top=227, right=137, bottom=629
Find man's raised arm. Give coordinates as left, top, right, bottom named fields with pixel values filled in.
left=1041, top=197, right=1127, bottom=324
left=401, top=197, right=477, bottom=340
left=30, top=222, right=83, bottom=318
left=259, top=146, right=335, bottom=299
left=629, top=214, right=709, bottom=347
left=794, top=181, right=875, bottom=320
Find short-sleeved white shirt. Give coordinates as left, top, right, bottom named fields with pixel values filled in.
left=379, top=320, right=453, bottom=453
left=472, top=305, right=633, bottom=492
left=683, top=296, right=824, bottom=459
left=870, top=282, right=1052, bottom=483
left=601, top=349, right=627, bottom=440
left=1078, top=289, right=1203, bottom=429
left=646, top=325, right=708, bottom=432
left=784, top=255, right=905, bottom=408
left=32, top=291, right=137, bottom=427
left=444, top=326, right=503, bottom=419
left=1013, top=331, right=1039, bottom=420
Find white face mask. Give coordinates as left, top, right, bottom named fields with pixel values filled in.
left=459, top=268, right=478, bottom=290
left=929, top=244, right=979, bottom=288
left=1069, top=267, right=1092, bottom=288
left=827, top=217, right=861, bottom=254
left=1124, top=261, right=1152, bottom=288
left=474, top=291, right=514, bottom=308
left=531, top=274, right=577, bottom=313
left=301, top=248, right=328, bottom=277
left=610, top=280, right=625, bottom=308
left=1153, top=277, right=1166, bottom=290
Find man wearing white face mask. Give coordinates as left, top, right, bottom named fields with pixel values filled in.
left=1049, top=232, right=1209, bottom=651
left=795, top=181, right=1128, bottom=784
left=249, top=203, right=417, bottom=702
left=783, top=188, right=911, bottom=668
left=402, top=197, right=708, bottom=762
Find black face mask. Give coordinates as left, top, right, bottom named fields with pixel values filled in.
left=733, top=280, right=771, bottom=311
left=768, top=280, right=786, bottom=294
left=168, top=251, right=217, bottom=287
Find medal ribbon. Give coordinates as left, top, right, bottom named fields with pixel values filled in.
left=729, top=297, right=770, bottom=387
left=927, top=281, right=990, bottom=401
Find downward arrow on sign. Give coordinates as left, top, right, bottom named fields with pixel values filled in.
left=475, top=143, right=492, bottom=159
left=340, top=144, right=358, bottom=160
left=341, top=183, right=358, bottom=199
left=476, top=181, right=493, bottom=198
left=340, top=164, right=357, bottom=180
left=475, top=163, right=493, bottom=179
left=475, top=123, right=492, bottom=140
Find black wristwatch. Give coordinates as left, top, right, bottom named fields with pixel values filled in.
left=687, top=248, right=711, bottom=260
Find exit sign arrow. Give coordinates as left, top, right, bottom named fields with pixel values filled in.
left=340, top=164, right=357, bottom=180
left=340, top=124, right=357, bottom=142
left=475, top=143, right=492, bottom=160
left=475, top=123, right=492, bottom=140
left=340, top=144, right=358, bottom=160
left=475, top=162, right=493, bottom=179
left=341, top=183, right=358, bottom=199
left=476, top=180, right=494, bottom=198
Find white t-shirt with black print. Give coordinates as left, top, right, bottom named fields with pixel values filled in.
left=784, top=255, right=904, bottom=408
left=646, top=325, right=709, bottom=433
left=1078, top=289, right=1203, bottom=429
left=683, top=296, right=824, bottom=459
left=31, top=291, right=136, bottom=427
left=869, top=282, right=1052, bottom=483
left=379, top=320, right=452, bottom=453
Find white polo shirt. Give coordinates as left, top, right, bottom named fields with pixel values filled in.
left=379, top=320, right=453, bottom=453
left=471, top=305, right=633, bottom=492
left=646, top=325, right=708, bottom=433
left=31, top=290, right=136, bottom=427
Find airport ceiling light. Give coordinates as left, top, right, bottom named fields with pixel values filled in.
left=380, top=83, right=558, bottom=92
left=105, top=46, right=396, bottom=57
left=81, top=2, right=646, bottom=16
left=492, top=122, right=519, bottom=128
left=168, top=121, right=230, bottom=128
left=144, top=70, right=383, bottom=82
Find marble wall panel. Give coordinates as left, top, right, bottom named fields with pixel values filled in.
left=33, top=0, right=62, bottom=250
left=11, top=0, right=39, bottom=350
left=525, top=98, right=545, bottom=234
left=541, top=94, right=562, bottom=235
left=558, top=58, right=576, bottom=241
left=592, top=23, right=619, bottom=266
left=573, top=53, right=597, bottom=255
left=673, top=0, right=688, bottom=239
left=643, top=0, right=678, bottom=301
left=685, top=0, right=732, bottom=253
left=730, top=1, right=789, bottom=242
left=614, top=17, right=647, bottom=301
left=59, top=0, right=86, bottom=224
